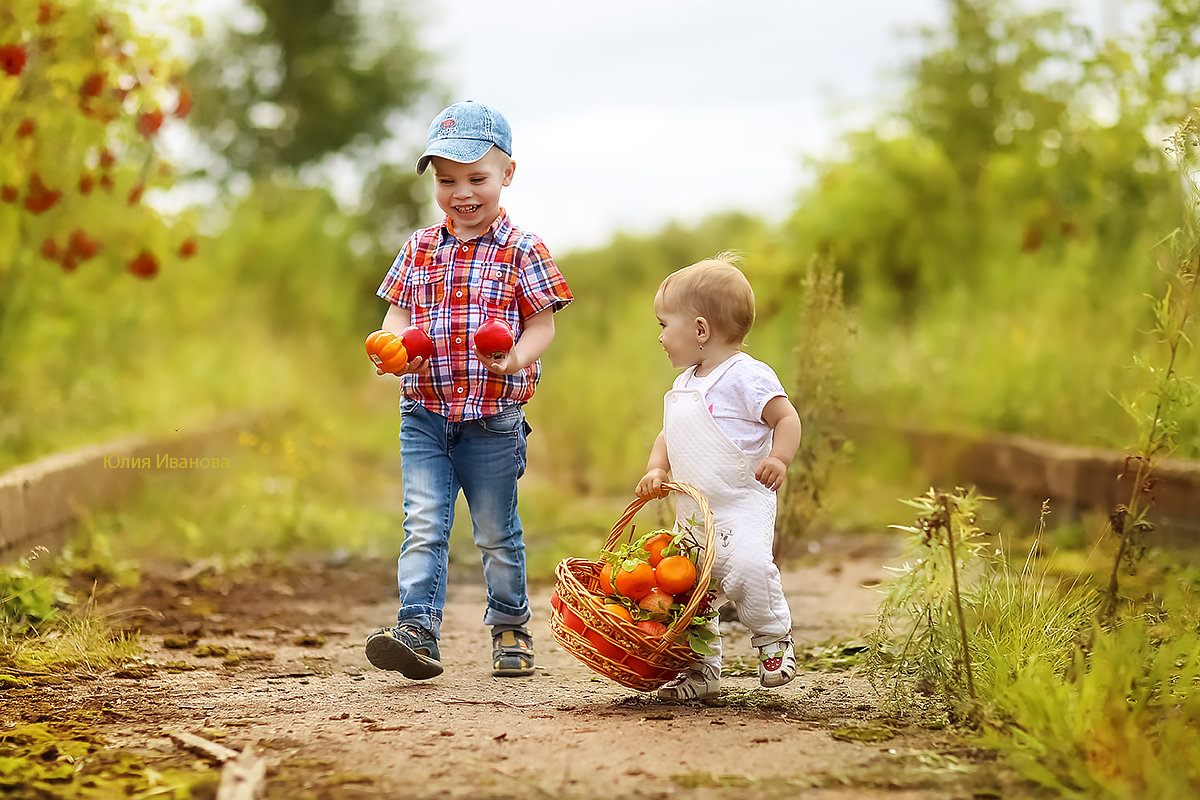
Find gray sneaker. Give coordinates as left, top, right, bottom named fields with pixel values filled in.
left=491, top=626, right=535, bottom=677
left=365, top=624, right=443, bottom=679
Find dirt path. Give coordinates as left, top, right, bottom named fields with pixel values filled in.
left=5, top=534, right=1032, bottom=799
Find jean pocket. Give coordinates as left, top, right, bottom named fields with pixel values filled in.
left=478, top=404, right=524, bottom=435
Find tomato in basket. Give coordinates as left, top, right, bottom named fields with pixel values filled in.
left=636, top=619, right=668, bottom=636
left=584, top=627, right=625, bottom=662
left=638, top=588, right=673, bottom=621
left=560, top=603, right=586, bottom=634
left=601, top=602, right=633, bottom=623
left=626, top=655, right=673, bottom=681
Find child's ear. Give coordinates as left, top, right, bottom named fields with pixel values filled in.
left=502, top=158, right=516, bottom=186
left=694, top=316, right=710, bottom=345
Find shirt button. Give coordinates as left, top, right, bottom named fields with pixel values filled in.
left=455, top=290, right=463, bottom=298
left=461, top=245, right=468, bottom=253
left=455, top=386, right=464, bottom=394
left=455, top=336, right=463, bottom=344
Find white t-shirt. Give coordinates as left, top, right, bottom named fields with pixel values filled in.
left=672, top=352, right=788, bottom=453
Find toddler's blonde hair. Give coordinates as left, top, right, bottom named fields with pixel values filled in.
left=656, top=251, right=756, bottom=344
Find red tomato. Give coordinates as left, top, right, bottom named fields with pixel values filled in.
left=636, top=619, right=668, bottom=637
left=625, top=656, right=673, bottom=681
left=584, top=627, right=626, bottom=662
left=638, top=588, right=674, bottom=621
left=400, top=325, right=435, bottom=361
left=561, top=604, right=585, bottom=634
left=473, top=317, right=514, bottom=357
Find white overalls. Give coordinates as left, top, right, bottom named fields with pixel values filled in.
left=663, top=356, right=793, bottom=670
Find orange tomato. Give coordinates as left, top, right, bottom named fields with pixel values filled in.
left=365, top=329, right=408, bottom=373
left=613, top=562, right=656, bottom=601
left=655, top=555, right=697, bottom=595
left=601, top=602, right=633, bottom=623
left=365, top=329, right=391, bottom=351
left=643, top=532, right=674, bottom=566
left=597, top=562, right=615, bottom=595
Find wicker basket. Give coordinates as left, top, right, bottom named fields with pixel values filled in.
left=549, top=481, right=716, bottom=691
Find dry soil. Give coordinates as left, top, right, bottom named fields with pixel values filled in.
left=5, top=533, right=1040, bottom=799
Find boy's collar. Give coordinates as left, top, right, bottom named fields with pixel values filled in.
left=442, top=209, right=512, bottom=245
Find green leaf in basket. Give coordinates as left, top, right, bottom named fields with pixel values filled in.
left=688, top=628, right=717, bottom=655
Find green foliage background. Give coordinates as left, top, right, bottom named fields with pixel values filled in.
left=3, top=4, right=1200, bottom=797
left=2, top=0, right=1198, bottom=529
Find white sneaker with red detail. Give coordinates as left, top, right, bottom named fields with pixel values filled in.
left=757, top=637, right=796, bottom=688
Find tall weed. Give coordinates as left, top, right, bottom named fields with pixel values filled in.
left=863, top=486, right=989, bottom=711
left=1, top=548, right=141, bottom=677
left=1104, top=110, right=1200, bottom=618
left=0, top=548, right=69, bottom=634
left=776, top=256, right=854, bottom=550
left=970, top=529, right=1099, bottom=702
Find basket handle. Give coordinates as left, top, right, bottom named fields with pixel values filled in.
left=606, top=481, right=717, bottom=639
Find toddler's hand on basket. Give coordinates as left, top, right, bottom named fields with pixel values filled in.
left=635, top=469, right=669, bottom=500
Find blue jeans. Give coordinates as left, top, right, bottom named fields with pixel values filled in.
left=394, top=398, right=531, bottom=638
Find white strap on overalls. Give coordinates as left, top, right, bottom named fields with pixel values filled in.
left=663, top=356, right=776, bottom=547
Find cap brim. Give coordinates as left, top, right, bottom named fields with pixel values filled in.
left=415, top=139, right=496, bottom=174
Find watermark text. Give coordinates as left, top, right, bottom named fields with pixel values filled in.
left=103, top=454, right=231, bottom=470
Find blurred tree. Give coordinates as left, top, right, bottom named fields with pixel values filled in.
left=1097, top=0, right=1200, bottom=125
left=783, top=0, right=1185, bottom=317
left=0, top=0, right=196, bottom=358
left=184, top=0, right=441, bottom=324
left=188, top=0, right=429, bottom=172
left=905, top=0, right=1087, bottom=193
left=185, top=0, right=434, bottom=225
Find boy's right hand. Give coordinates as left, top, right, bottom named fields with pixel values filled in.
left=375, top=355, right=429, bottom=377
left=635, top=468, right=669, bottom=499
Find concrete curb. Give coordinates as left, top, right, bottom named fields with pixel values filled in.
left=889, top=427, right=1200, bottom=527
left=0, top=414, right=255, bottom=562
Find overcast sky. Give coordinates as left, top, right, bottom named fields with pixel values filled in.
left=184, top=1, right=1127, bottom=253
left=418, top=1, right=1124, bottom=253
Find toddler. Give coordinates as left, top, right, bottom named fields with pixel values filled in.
left=636, top=253, right=801, bottom=700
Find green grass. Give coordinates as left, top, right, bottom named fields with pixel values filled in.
left=863, top=486, right=1200, bottom=800
left=985, top=599, right=1200, bottom=799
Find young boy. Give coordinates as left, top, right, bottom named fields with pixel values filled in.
left=366, top=101, right=573, bottom=680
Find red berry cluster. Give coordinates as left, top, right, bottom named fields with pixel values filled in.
left=0, top=44, right=26, bottom=76
left=1, top=2, right=198, bottom=278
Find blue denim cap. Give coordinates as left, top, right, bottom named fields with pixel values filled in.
left=416, top=101, right=512, bottom=174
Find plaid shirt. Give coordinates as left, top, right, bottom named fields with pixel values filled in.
left=377, top=210, right=573, bottom=420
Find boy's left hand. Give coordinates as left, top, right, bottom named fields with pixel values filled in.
left=755, top=457, right=788, bottom=492
left=477, top=349, right=518, bottom=375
